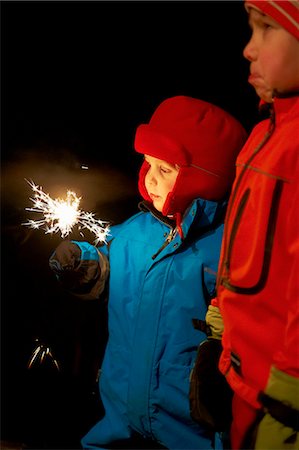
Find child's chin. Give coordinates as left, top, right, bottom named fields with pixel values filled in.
left=256, top=86, right=273, bottom=103
left=153, top=201, right=163, bottom=212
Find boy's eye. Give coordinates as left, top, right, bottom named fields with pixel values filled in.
left=160, top=166, right=171, bottom=174
left=262, top=22, right=272, bottom=30
left=259, top=16, right=277, bottom=31
left=252, top=15, right=274, bottom=32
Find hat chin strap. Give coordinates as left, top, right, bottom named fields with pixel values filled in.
left=161, top=192, right=185, bottom=240
left=161, top=168, right=188, bottom=217
left=161, top=191, right=174, bottom=217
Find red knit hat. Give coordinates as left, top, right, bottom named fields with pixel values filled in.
left=134, top=96, right=247, bottom=216
left=245, top=1, right=299, bottom=40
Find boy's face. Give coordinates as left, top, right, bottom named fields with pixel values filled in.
left=243, top=8, right=299, bottom=102
left=144, top=155, right=179, bottom=213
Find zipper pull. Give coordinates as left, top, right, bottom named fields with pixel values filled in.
left=152, top=228, right=177, bottom=260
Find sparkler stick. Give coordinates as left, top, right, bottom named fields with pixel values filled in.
left=23, top=179, right=110, bottom=244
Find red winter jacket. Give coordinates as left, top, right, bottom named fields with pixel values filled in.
left=216, top=95, right=299, bottom=409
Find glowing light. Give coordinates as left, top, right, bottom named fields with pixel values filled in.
left=23, top=179, right=110, bottom=244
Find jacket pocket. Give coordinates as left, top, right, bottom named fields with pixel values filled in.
left=220, top=179, right=283, bottom=295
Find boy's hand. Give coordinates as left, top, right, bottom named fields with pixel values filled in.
left=49, top=240, right=108, bottom=300
left=254, top=367, right=299, bottom=449
left=49, top=240, right=81, bottom=275
left=190, top=338, right=233, bottom=432
left=49, top=240, right=83, bottom=291
left=205, top=301, right=224, bottom=340
left=190, top=300, right=233, bottom=432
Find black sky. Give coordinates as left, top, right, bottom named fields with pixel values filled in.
left=2, top=1, right=259, bottom=165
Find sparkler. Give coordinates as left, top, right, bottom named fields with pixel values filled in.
left=23, top=179, right=110, bottom=244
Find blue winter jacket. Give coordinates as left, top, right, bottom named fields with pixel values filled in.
left=78, top=198, right=225, bottom=449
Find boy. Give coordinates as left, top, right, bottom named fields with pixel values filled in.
left=196, top=2, right=299, bottom=449
left=49, top=95, right=246, bottom=449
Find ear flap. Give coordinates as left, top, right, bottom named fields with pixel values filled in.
left=162, top=164, right=228, bottom=217
left=161, top=167, right=194, bottom=216
left=161, top=172, right=181, bottom=216
left=138, top=160, right=152, bottom=203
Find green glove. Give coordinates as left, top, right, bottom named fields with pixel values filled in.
left=205, top=302, right=224, bottom=340
left=255, top=366, right=299, bottom=449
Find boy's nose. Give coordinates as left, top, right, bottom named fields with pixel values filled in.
left=243, top=37, right=256, bottom=62
left=147, top=171, right=157, bottom=185
left=149, top=175, right=157, bottom=185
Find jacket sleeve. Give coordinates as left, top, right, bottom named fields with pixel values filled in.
left=273, top=176, right=299, bottom=377
left=255, top=367, right=299, bottom=449
left=49, top=240, right=109, bottom=301
left=254, top=178, right=299, bottom=449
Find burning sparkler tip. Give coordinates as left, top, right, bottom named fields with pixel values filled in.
left=23, top=180, right=110, bottom=244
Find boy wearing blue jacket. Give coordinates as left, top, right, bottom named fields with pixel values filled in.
left=49, top=96, right=247, bottom=449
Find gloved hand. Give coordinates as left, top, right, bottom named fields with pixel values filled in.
left=49, top=240, right=81, bottom=271
left=49, top=240, right=82, bottom=290
left=254, top=366, right=299, bottom=449
left=205, top=300, right=224, bottom=340
left=190, top=300, right=233, bottom=433
left=49, top=240, right=109, bottom=300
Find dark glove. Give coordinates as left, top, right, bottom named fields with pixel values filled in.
left=49, top=240, right=108, bottom=300
left=49, top=240, right=81, bottom=271
left=190, top=300, right=233, bottom=432
left=190, top=338, right=233, bottom=433
left=49, top=240, right=82, bottom=290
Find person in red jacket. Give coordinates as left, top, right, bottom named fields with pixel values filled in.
left=191, top=1, right=299, bottom=449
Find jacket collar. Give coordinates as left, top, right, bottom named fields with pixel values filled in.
left=273, top=95, right=299, bottom=121
left=139, top=197, right=227, bottom=240
left=180, top=198, right=227, bottom=240
left=259, top=94, right=299, bottom=121
left=138, top=201, right=176, bottom=228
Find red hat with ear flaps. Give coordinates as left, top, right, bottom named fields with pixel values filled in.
left=134, top=96, right=247, bottom=217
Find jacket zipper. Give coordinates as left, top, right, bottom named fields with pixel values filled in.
left=216, top=111, right=276, bottom=292
left=152, top=228, right=177, bottom=260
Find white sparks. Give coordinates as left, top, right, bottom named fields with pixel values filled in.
left=23, top=179, right=110, bottom=244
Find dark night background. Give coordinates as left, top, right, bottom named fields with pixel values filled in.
left=1, top=1, right=259, bottom=449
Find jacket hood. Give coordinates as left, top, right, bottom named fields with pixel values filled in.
left=134, top=96, right=247, bottom=217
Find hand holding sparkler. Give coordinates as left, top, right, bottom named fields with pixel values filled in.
left=23, top=179, right=110, bottom=245
left=49, top=240, right=109, bottom=301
